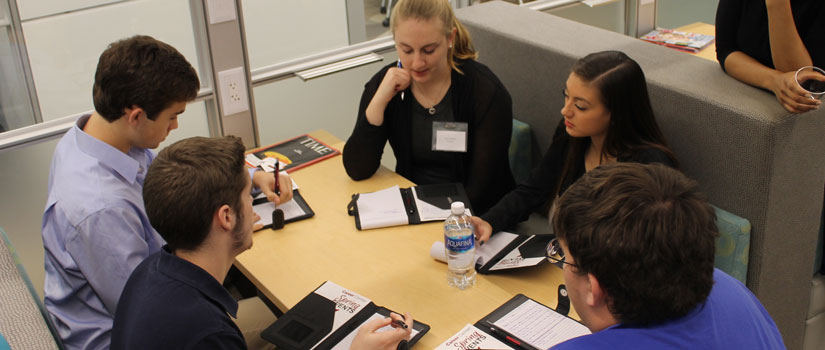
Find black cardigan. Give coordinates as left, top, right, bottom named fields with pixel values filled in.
left=343, top=59, right=515, bottom=214
left=481, top=119, right=675, bottom=233
left=715, top=0, right=824, bottom=70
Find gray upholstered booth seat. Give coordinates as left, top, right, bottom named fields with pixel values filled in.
left=0, top=227, right=60, bottom=349
left=456, top=2, right=825, bottom=349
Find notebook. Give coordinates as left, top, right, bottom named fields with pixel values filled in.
left=346, top=183, right=472, bottom=230
left=261, top=281, right=429, bottom=349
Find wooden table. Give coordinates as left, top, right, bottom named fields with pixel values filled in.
left=235, top=130, right=570, bottom=348
left=676, top=22, right=717, bottom=62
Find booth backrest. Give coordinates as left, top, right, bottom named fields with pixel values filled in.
left=0, top=227, right=61, bottom=349
left=457, top=2, right=825, bottom=349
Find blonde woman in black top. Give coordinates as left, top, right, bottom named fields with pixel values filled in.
left=343, top=0, right=515, bottom=214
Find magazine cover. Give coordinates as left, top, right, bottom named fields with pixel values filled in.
left=246, top=134, right=340, bottom=172
left=640, top=28, right=715, bottom=53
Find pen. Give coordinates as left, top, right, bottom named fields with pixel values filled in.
left=273, top=159, right=281, bottom=196
left=391, top=319, right=408, bottom=329
left=397, top=59, right=405, bottom=100
left=481, top=321, right=534, bottom=350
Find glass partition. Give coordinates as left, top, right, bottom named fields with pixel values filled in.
left=21, top=0, right=203, bottom=121
left=656, top=0, right=718, bottom=29
left=242, top=0, right=353, bottom=70
left=0, top=0, right=38, bottom=133
left=544, top=0, right=627, bottom=34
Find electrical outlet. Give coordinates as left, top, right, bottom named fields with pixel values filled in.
left=217, top=67, right=249, bottom=116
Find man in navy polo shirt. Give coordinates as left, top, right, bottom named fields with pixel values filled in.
left=548, top=163, right=784, bottom=349
left=111, top=136, right=413, bottom=349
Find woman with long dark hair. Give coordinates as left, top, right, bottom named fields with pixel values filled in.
left=472, top=50, right=678, bottom=242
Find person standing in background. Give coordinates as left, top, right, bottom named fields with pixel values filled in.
left=716, top=0, right=824, bottom=113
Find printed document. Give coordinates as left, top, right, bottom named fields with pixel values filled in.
left=493, top=299, right=590, bottom=348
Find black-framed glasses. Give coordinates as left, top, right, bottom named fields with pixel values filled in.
left=545, top=238, right=577, bottom=268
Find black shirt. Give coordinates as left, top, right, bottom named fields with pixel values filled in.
left=716, top=0, right=825, bottom=70
left=409, top=88, right=456, bottom=185
left=343, top=59, right=516, bottom=214
left=481, top=119, right=676, bottom=233
left=111, top=246, right=246, bottom=350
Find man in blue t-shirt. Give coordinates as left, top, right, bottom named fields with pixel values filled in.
left=548, top=163, right=784, bottom=349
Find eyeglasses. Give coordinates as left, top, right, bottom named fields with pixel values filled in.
left=545, top=238, right=578, bottom=268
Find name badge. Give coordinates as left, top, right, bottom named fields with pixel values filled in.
left=432, top=121, right=468, bottom=153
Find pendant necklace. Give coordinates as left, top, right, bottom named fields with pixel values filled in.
left=414, top=77, right=450, bottom=116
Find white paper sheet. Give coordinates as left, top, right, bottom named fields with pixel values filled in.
left=435, top=323, right=513, bottom=350
left=331, top=313, right=421, bottom=350
left=313, top=282, right=372, bottom=349
left=356, top=185, right=409, bottom=229
left=476, top=231, right=519, bottom=266
left=411, top=188, right=471, bottom=222
left=493, top=299, right=590, bottom=349
left=253, top=174, right=305, bottom=226
left=430, top=231, right=521, bottom=267
left=253, top=194, right=307, bottom=225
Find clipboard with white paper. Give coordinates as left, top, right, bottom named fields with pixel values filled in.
left=429, top=232, right=553, bottom=274
left=261, top=281, right=430, bottom=349
left=474, top=294, right=590, bottom=350
left=347, top=183, right=472, bottom=230
left=252, top=178, right=314, bottom=229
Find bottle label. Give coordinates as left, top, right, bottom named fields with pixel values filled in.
left=445, top=235, right=474, bottom=253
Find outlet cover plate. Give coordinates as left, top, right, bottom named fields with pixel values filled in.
left=217, top=66, right=249, bottom=116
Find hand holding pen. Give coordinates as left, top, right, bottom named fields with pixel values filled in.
left=350, top=312, right=414, bottom=350
left=253, top=160, right=293, bottom=205
left=364, top=60, right=411, bottom=126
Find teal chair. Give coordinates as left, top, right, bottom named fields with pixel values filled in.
left=0, top=334, right=9, bottom=350
left=713, top=206, right=751, bottom=284
left=0, top=227, right=63, bottom=349
left=509, top=119, right=533, bottom=184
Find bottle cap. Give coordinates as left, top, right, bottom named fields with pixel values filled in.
left=450, top=201, right=465, bottom=215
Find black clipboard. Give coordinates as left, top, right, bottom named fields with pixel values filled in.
left=347, top=183, right=471, bottom=230
left=253, top=189, right=314, bottom=230
left=261, top=281, right=430, bottom=349
left=475, top=234, right=554, bottom=274
left=473, top=294, right=589, bottom=350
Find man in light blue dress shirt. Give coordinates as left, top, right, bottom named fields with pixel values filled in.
left=41, top=36, right=290, bottom=350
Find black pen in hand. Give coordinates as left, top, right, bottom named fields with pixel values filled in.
left=391, top=319, right=408, bottom=329
left=273, top=159, right=281, bottom=196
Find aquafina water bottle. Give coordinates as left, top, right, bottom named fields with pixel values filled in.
left=444, top=201, right=476, bottom=289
